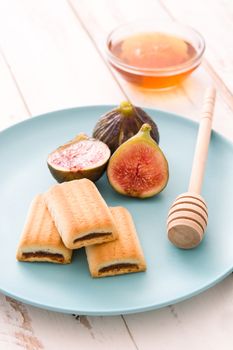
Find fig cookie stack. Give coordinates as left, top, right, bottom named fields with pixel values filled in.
left=16, top=179, right=146, bottom=278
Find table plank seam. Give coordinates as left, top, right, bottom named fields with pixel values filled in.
left=66, top=0, right=128, bottom=100
left=202, top=59, right=233, bottom=110
left=0, top=47, right=32, bottom=116
left=121, top=315, right=139, bottom=350
left=159, top=0, right=233, bottom=113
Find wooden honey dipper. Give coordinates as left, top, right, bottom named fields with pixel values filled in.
left=167, top=87, right=216, bottom=249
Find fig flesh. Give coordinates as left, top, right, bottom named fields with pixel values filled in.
left=107, top=124, right=169, bottom=198
left=93, top=101, right=159, bottom=153
left=47, top=133, right=111, bottom=183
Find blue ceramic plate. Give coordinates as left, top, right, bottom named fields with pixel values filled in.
left=0, top=106, right=233, bottom=315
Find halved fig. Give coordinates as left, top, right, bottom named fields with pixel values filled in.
left=107, top=124, right=169, bottom=198
left=47, top=133, right=111, bottom=183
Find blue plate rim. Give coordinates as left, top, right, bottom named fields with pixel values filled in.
left=0, top=265, right=232, bottom=316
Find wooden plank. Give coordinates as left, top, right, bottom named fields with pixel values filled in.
left=0, top=12, right=40, bottom=350
left=0, top=296, right=137, bottom=350
left=0, top=297, right=44, bottom=349
left=161, top=0, right=233, bottom=105
left=0, top=0, right=124, bottom=116
left=124, top=275, right=233, bottom=350
left=0, top=51, right=29, bottom=130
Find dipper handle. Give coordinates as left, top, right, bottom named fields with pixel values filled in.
left=188, top=87, right=216, bottom=194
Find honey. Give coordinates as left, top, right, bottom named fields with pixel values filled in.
left=108, top=32, right=198, bottom=89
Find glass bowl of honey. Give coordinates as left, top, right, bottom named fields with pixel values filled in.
left=106, top=20, right=205, bottom=90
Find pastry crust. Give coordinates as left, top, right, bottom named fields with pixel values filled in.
left=45, top=179, right=118, bottom=249
left=16, top=194, right=72, bottom=264
left=85, top=206, right=147, bottom=277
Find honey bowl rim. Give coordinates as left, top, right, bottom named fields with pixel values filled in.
left=106, top=20, right=206, bottom=77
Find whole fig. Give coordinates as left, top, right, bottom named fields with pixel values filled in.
left=93, top=101, right=159, bottom=153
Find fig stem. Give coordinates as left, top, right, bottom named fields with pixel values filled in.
left=119, top=101, right=133, bottom=117
left=140, top=123, right=152, bottom=133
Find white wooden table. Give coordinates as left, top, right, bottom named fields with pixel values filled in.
left=0, top=1, right=233, bottom=349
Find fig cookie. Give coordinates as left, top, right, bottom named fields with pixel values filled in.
left=85, top=206, right=146, bottom=277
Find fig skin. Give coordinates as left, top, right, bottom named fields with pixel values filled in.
left=93, top=101, right=160, bottom=153
left=47, top=133, right=111, bottom=183
left=47, top=161, right=107, bottom=183
left=107, top=124, right=169, bottom=198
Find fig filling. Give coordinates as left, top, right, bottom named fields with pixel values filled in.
left=22, top=251, right=64, bottom=262
left=73, top=232, right=112, bottom=244
left=99, top=263, right=139, bottom=273
left=48, top=140, right=108, bottom=171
